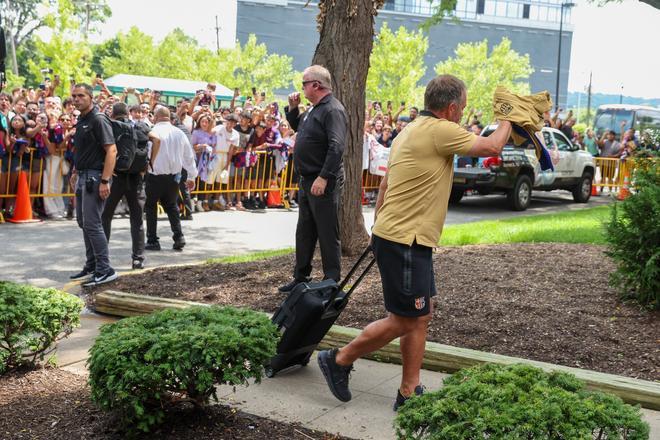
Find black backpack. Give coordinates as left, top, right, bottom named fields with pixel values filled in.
left=128, top=121, right=151, bottom=174
left=95, top=113, right=147, bottom=174
left=110, top=118, right=138, bottom=173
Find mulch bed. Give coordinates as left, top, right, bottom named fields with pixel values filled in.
left=0, top=368, right=350, bottom=440
left=87, top=243, right=659, bottom=381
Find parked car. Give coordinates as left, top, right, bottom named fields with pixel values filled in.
left=451, top=125, right=596, bottom=211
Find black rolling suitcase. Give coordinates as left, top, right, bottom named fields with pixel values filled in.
left=266, top=246, right=376, bottom=377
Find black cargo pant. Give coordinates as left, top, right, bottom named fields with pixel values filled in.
left=145, top=173, right=183, bottom=244
left=101, top=173, right=145, bottom=262
left=294, top=176, right=342, bottom=282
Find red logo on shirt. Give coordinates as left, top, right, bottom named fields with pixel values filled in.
left=414, top=297, right=426, bottom=310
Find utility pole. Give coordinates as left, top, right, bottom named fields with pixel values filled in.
left=586, top=71, right=592, bottom=123
left=215, top=15, right=221, bottom=54
left=4, top=0, right=19, bottom=75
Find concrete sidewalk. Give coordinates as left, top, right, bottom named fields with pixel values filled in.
left=59, top=314, right=660, bottom=439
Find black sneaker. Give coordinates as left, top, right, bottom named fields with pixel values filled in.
left=278, top=278, right=309, bottom=294
left=173, top=236, right=186, bottom=251
left=393, top=384, right=425, bottom=411
left=70, top=267, right=94, bottom=280
left=145, top=241, right=161, bottom=251
left=83, top=269, right=118, bottom=287
left=180, top=213, right=193, bottom=221
left=317, top=348, right=353, bottom=402
left=132, top=259, right=144, bottom=270
left=243, top=197, right=255, bottom=210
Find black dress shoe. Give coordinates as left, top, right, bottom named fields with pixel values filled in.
left=278, top=278, right=310, bottom=293
left=173, top=237, right=186, bottom=251
left=145, top=241, right=161, bottom=251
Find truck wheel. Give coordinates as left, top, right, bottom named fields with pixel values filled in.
left=449, top=188, right=464, bottom=204
left=507, top=175, right=532, bottom=211
left=572, top=172, right=593, bottom=203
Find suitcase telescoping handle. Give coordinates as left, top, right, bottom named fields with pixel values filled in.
left=334, top=245, right=376, bottom=302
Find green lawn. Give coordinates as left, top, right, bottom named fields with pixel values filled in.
left=206, top=247, right=295, bottom=264
left=440, top=206, right=611, bottom=246
left=206, top=207, right=610, bottom=263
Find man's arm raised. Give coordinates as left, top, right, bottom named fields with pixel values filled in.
left=467, top=121, right=512, bottom=157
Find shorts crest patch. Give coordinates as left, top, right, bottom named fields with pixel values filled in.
left=414, top=297, right=426, bottom=310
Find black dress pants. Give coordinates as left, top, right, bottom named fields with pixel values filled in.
left=145, top=173, right=183, bottom=243
left=178, top=169, right=194, bottom=216
left=101, top=173, right=145, bottom=262
left=294, top=176, right=342, bottom=282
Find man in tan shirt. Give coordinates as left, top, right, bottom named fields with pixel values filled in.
left=318, top=75, right=512, bottom=409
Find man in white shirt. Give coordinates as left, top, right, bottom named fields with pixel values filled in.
left=208, top=114, right=239, bottom=209
left=144, top=106, right=198, bottom=251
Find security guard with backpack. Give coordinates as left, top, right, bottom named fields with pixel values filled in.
left=101, top=102, right=151, bottom=269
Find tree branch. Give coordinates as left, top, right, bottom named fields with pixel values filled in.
left=16, top=20, right=45, bottom=47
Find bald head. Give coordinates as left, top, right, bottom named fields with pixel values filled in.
left=154, top=105, right=170, bottom=122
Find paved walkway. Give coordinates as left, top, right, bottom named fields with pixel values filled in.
left=58, top=315, right=660, bottom=439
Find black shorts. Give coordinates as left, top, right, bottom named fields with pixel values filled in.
left=372, top=234, right=436, bottom=317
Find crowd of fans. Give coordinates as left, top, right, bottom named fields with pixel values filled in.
left=0, top=77, right=307, bottom=221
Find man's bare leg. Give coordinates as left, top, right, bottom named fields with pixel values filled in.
left=335, top=313, right=425, bottom=367
left=399, top=302, right=433, bottom=396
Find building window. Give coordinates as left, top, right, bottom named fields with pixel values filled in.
left=523, top=3, right=530, bottom=18
left=476, top=0, right=485, bottom=14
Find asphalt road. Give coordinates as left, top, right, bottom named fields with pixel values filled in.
left=2, top=190, right=612, bottom=289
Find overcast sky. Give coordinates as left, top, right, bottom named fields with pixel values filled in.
left=94, top=0, right=660, bottom=99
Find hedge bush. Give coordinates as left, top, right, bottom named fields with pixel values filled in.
left=88, top=306, right=279, bottom=433
left=0, top=281, right=83, bottom=374
left=605, top=158, right=659, bottom=309
left=394, top=363, right=649, bottom=439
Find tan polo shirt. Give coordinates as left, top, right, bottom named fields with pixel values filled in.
left=372, top=113, right=476, bottom=247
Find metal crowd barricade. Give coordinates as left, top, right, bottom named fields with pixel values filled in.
left=592, top=157, right=637, bottom=193
left=10, top=149, right=651, bottom=220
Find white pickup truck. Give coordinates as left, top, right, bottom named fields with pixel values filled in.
left=451, top=126, right=597, bottom=210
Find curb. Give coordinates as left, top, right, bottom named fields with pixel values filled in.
left=93, top=289, right=660, bottom=411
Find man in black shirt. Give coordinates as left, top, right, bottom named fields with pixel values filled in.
left=69, top=84, right=118, bottom=286
left=279, top=65, right=347, bottom=292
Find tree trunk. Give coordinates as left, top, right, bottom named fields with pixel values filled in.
left=312, top=0, right=380, bottom=256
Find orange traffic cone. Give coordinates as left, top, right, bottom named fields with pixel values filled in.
left=7, top=171, right=40, bottom=223
left=591, top=183, right=599, bottom=196
left=266, top=181, right=282, bottom=207
left=617, top=174, right=631, bottom=201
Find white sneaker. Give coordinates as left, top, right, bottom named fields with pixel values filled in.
left=82, top=269, right=118, bottom=287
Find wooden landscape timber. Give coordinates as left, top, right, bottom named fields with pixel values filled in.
left=93, top=290, right=660, bottom=410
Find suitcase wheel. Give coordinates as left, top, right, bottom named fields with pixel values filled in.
left=264, top=365, right=276, bottom=378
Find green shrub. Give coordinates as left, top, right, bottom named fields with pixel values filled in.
left=394, top=363, right=649, bottom=439
left=0, top=281, right=83, bottom=374
left=88, top=306, right=279, bottom=433
left=605, top=158, right=659, bottom=309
